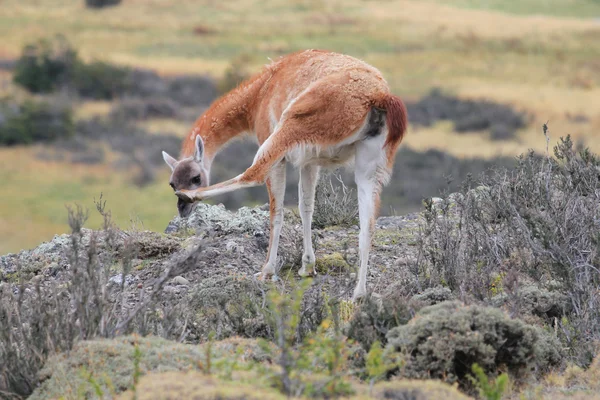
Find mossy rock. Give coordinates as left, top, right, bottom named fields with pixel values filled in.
left=117, top=371, right=285, bottom=400
left=315, top=252, right=350, bottom=275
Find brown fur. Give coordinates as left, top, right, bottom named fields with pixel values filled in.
left=179, top=50, right=404, bottom=169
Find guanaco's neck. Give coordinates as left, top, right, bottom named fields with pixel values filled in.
left=180, top=68, right=271, bottom=169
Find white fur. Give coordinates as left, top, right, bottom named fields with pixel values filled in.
left=261, top=161, right=287, bottom=277
left=352, top=131, right=388, bottom=301
left=297, top=164, right=320, bottom=277
left=162, top=151, right=178, bottom=171
left=194, top=135, right=204, bottom=163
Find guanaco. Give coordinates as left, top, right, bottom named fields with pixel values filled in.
left=162, top=50, right=408, bottom=301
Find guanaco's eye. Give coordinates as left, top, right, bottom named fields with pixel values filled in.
left=191, top=176, right=201, bottom=185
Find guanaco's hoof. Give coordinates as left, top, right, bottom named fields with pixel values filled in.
left=254, top=272, right=278, bottom=282
left=298, top=268, right=317, bottom=278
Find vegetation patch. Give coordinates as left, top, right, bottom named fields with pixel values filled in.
left=0, top=99, right=74, bottom=146
left=315, top=253, right=350, bottom=275
left=406, top=88, right=527, bottom=141
left=386, top=301, right=562, bottom=388
left=186, top=276, right=270, bottom=341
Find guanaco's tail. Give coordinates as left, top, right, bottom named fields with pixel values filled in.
left=379, top=94, right=408, bottom=154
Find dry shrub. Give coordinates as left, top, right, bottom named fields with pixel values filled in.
left=0, top=199, right=200, bottom=398
left=414, top=133, right=599, bottom=366
left=186, top=276, right=270, bottom=341
left=346, top=293, right=421, bottom=351
left=313, top=172, right=359, bottom=229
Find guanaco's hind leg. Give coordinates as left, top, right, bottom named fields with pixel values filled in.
left=258, top=160, right=286, bottom=281
left=297, top=164, right=320, bottom=277
left=352, top=133, right=388, bottom=301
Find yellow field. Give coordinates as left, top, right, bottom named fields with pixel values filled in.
left=0, top=0, right=599, bottom=253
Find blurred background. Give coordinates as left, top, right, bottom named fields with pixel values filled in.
left=0, top=0, right=599, bottom=254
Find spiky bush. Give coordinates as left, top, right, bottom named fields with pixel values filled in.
left=414, top=134, right=599, bottom=366
left=313, top=172, right=359, bottom=229
left=0, top=199, right=197, bottom=397
left=186, top=276, right=270, bottom=341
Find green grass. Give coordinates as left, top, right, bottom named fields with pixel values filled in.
left=0, top=146, right=178, bottom=254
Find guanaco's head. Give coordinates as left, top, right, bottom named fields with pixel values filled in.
left=162, top=135, right=209, bottom=218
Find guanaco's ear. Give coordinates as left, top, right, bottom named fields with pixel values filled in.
left=194, top=135, right=204, bottom=163
left=162, top=151, right=178, bottom=171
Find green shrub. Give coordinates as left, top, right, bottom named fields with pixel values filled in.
left=0, top=99, right=74, bottom=146
left=386, top=301, right=562, bottom=388
left=73, top=60, right=130, bottom=100
left=13, top=36, right=76, bottom=93
left=186, top=276, right=270, bottom=341
left=13, top=37, right=130, bottom=99
left=346, top=293, right=419, bottom=351
left=84, top=0, right=122, bottom=8
left=469, top=363, right=509, bottom=400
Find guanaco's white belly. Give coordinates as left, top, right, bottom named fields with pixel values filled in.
left=284, top=143, right=356, bottom=169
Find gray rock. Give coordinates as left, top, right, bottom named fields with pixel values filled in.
left=172, top=276, right=190, bottom=286
left=165, top=203, right=268, bottom=235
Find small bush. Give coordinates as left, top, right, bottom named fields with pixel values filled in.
left=13, top=37, right=130, bottom=99
left=13, top=36, right=76, bottom=93
left=469, top=363, right=509, bottom=400
left=72, top=60, right=130, bottom=100
left=491, top=284, right=571, bottom=323
left=0, top=99, right=74, bottom=146
left=347, top=293, right=420, bottom=351
left=386, top=301, right=562, bottom=388
left=186, top=276, right=270, bottom=341
left=84, top=0, right=122, bottom=8
left=313, top=172, right=359, bottom=229
left=411, top=286, right=455, bottom=306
